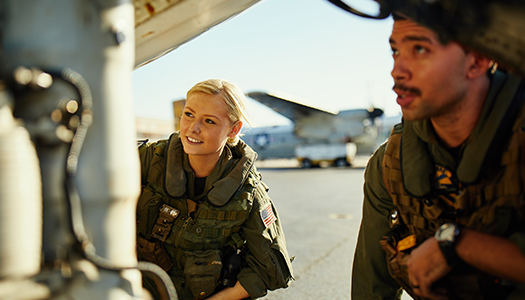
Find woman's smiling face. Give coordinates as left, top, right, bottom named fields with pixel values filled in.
left=180, top=92, right=240, bottom=162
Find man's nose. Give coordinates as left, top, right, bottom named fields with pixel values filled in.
left=391, top=58, right=410, bottom=82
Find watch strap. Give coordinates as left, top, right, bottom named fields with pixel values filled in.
left=436, top=223, right=462, bottom=268
left=438, top=239, right=461, bottom=267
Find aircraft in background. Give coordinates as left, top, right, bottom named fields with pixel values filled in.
left=242, top=92, right=400, bottom=167
left=173, top=92, right=401, bottom=168
left=242, top=124, right=300, bottom=160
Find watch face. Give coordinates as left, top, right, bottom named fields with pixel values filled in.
left=441, top=225, right=455, bottom=241
left=435, top=223, right=461, bottom=267
left=437, top=223, right=457, bottom=242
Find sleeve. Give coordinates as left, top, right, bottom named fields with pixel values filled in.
left=351, top=143, right=403, bottom=300
left=237, top=179, right=293, bottom=298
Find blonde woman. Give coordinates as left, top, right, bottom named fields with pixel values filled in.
left=137, top=79, right=293, bottom=299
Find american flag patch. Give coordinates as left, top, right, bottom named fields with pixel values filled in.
left=260, top=203, right=276, bottom=228
left=137, top=139, right=149, bottom=148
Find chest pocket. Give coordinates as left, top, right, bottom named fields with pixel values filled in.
left=136, top=186, right=163, bottom=238
left=166, top=198, right=252, bottom=249
left=183, top=249, right=223, bottom=299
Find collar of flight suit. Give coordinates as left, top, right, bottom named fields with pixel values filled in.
left=164, top=132, right=258, bottom=207
left=400, top=70, right=523, bottom=197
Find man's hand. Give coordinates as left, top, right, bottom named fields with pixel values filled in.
left=407, top=237, right=452, bottom=300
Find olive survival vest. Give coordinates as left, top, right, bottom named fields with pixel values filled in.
left=136, top=136, right=264, bottom=295
left=382, top=118, right=525, bottom=239
left=381, top=75, right=525, bottom=299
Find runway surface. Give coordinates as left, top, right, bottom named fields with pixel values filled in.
left=256, top=158, right=412, bottom=300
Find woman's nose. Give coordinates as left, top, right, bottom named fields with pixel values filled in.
left=189, top=120, right=201, bottom=133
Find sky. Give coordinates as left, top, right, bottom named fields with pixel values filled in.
left=132, top=0, right=400, bottom=127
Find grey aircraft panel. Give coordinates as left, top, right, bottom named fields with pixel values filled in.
left=243, top=126, right=300, bottom=160
left=247, top=92, right=337, bottom=121
left=244, top=91, right=389, bottom=156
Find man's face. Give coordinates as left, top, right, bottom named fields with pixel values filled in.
left=390, top=19, right=472, bottom=121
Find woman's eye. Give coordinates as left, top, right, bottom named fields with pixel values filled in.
left=184, top=112, right=193, bottom=118
left=206, top=119, right=216, bottom=125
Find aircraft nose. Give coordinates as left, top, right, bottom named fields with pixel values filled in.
left=368, top=108, right=383, bottom=119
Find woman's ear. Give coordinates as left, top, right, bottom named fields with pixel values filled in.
left=228, top=121, right=242, bottom=138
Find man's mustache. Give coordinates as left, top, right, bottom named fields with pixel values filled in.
left=393, top=83, right=422, bottom=96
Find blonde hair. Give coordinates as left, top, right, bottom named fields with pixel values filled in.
left=186, top=79, right=251, bottom=147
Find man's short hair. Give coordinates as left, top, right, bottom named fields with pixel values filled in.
left=392, top=12, right=406, bottom=21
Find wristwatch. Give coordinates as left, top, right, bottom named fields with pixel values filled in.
left=434, top=223, right=461, bottom=267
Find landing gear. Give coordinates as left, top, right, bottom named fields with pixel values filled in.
left=334, top=158, right=349, bottom=168
left=301, top=159, right=313, bottom=169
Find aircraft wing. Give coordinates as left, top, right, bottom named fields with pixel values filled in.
left=134, top=0, right=261, bottom=68
left=247, top=91, right=337, bottom=121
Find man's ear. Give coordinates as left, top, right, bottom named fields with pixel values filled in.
left=228, top=121, right=242, bottom=137
left=467, top=52, right=492, bottom=79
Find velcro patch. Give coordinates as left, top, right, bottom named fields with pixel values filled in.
left=260, top=203, right=276, bottom=228
left=396, top=235, right=416, bottom=252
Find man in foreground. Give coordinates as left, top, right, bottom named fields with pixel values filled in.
left=351, top=14, right=525, bottom=300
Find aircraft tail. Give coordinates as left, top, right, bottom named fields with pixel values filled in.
left=172, top=99, right=186, bottom=131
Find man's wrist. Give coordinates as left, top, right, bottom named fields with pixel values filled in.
left=435, top=223, right=462, bottom=267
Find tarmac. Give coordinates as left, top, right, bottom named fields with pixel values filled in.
left=255, top=156, right=412, bottom=300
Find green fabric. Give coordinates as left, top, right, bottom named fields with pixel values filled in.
left=352, top=144, right=403, bottom=300
left=400, top=71, right=515, bottom=197
left=352, top=71, right=525, bottom=300
left=137, top=133, right=293, bottom=299
left=458, top=71, right=520, bottom=183
left=163, top=133, right=257, bottom=207
left=400, top=120, right=435, bottom=197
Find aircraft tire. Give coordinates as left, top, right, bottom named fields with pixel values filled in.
left=301, top=159, right=313, bottom=169
left=334, top=158, right=349, bottom=168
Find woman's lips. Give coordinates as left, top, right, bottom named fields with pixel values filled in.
left=186, top=136, right=202, bottom=144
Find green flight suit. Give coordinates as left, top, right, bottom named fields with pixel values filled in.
left=352, top=70, right=525, bottom=300
left=137, top=132, right=293, bottom=299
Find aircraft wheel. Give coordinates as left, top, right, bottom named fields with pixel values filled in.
left=301, top=159, right=313, bottom=169
left=334, top=158, right=348, bottom=168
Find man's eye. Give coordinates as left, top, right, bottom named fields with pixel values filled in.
left=415, top=46, right=427, bottom=54
left=184, top=112, right=193, bottom=118
left=391, top=48, right=399, bottom=56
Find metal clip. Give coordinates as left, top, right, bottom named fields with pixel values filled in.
left=151, top=204, right=180, bottom=242
left=389, top=209, right=400, bottom=228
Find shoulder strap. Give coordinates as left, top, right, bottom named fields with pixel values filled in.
left=139, top=139, right=168, bottom=186
left=382, top=123, right=403, bottom=196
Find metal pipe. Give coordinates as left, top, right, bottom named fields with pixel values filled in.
left=0, top=1, right=143, bottom=299
left=0, top=91, right=42, bottom=280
